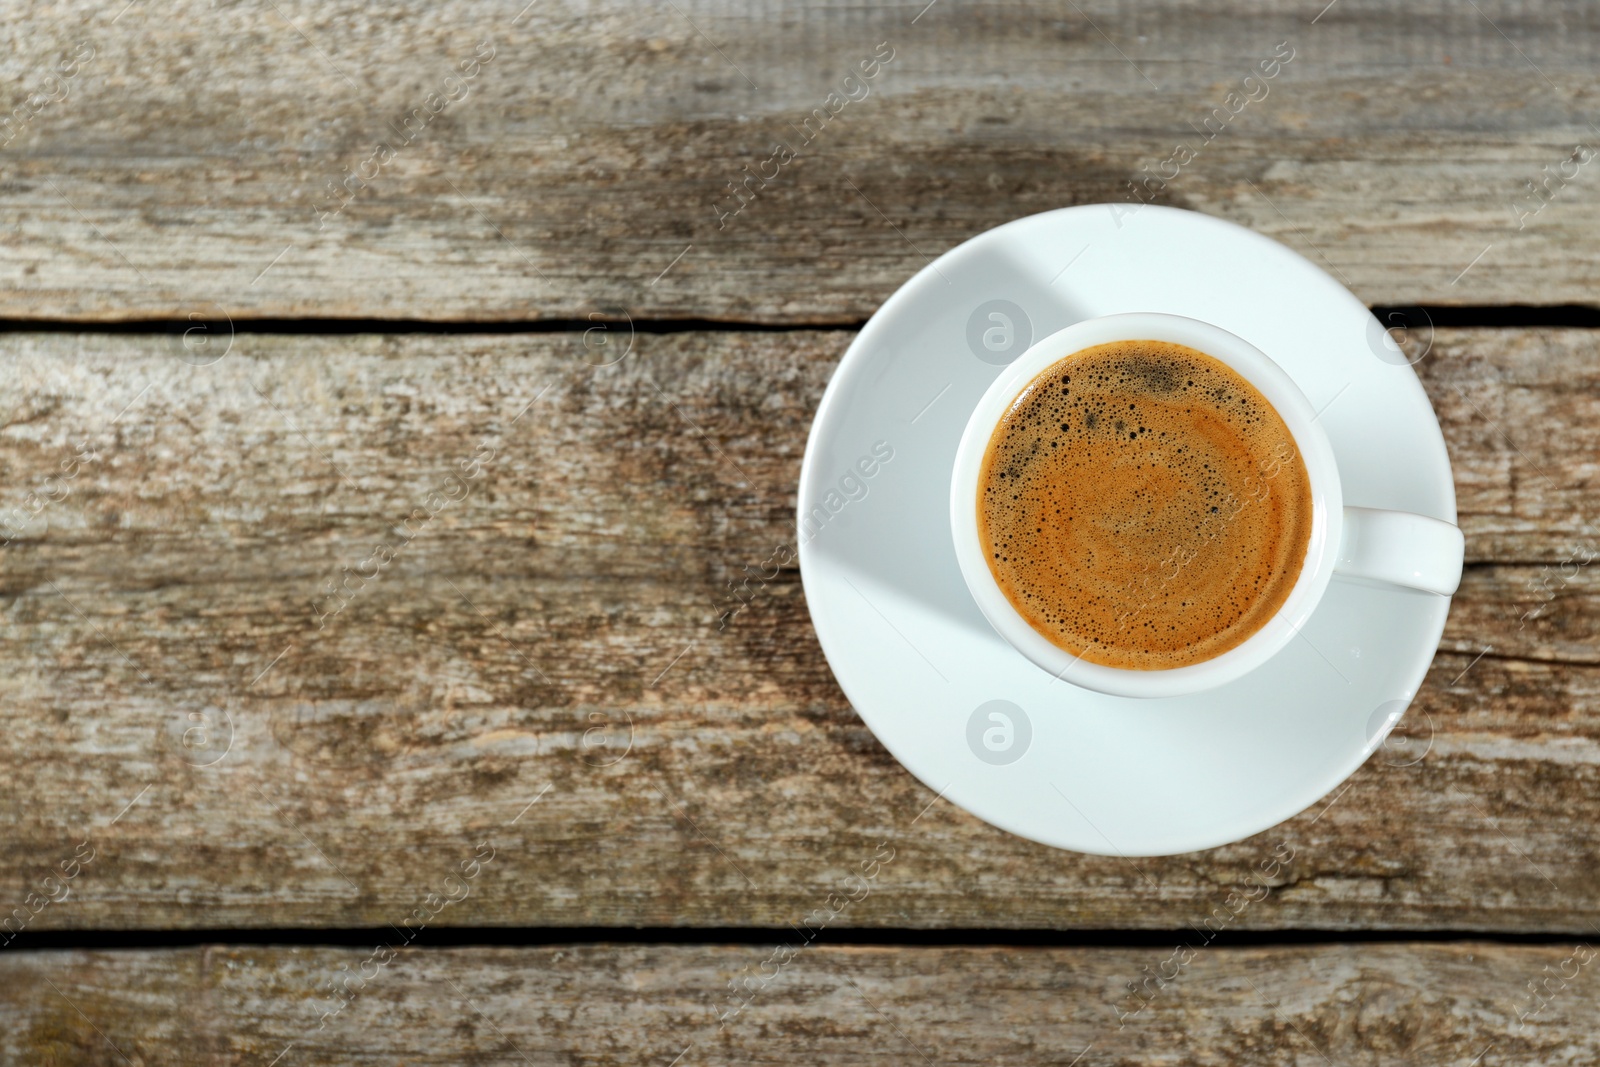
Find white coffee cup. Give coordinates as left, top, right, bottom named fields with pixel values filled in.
left=949, top=312, right=1464, bottom=699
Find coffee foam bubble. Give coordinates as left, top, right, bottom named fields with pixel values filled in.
left=977, top=339, right=1313, bottom=671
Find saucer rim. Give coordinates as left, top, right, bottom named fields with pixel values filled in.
left=796, top=203, right=1455, bottom=856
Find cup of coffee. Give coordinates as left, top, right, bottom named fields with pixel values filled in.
left=949, top=312, right=1464, bottom=698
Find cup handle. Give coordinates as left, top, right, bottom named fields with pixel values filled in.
left=1334, top=506, right=1465, bottom=595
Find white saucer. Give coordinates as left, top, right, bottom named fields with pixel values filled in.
left=796, top=205, right=1456, bottom=857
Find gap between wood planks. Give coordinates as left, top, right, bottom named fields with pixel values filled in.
left=6, top=928, right=1598, bottom=951
left=0, top=306, right=1598, bottom=334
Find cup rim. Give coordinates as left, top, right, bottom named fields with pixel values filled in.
left=949, top=312, right=1343, bottom=698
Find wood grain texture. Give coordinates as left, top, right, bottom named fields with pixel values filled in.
left=4, top=0, right=1600, bottom=320
left=4, top=942, right=1596, bottom=1065
left=0, top=327, right=1597, bottom=933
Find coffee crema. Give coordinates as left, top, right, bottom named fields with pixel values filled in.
left=977, top=340, right=1313, bottom=671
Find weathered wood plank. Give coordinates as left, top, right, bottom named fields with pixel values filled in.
left=3, top=942, right=1595, bottom=1064
left=1417, top=326, right=1600, bottom=563
left=4, top=1, right=1600, bottom=319
left=0, top=327, right=1597, bottom=933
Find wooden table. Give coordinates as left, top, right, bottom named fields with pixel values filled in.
left=3, top=1, right=1599, bottom=1061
